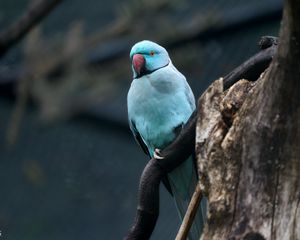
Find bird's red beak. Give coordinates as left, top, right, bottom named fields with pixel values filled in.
left=132, top=54, right=145, bottom=77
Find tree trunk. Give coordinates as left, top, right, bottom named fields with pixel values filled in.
left=196, top=0, right=300, bottom=239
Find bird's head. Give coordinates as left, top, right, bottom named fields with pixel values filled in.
left=130, top=40, right=170, bottom=78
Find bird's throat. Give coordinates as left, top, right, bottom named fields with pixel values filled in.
left=134, top=61, right=170, bottom=79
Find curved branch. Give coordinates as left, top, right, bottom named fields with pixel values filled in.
left=125, top=112, right=197, bottom=240
left=125, top=159, right=163, bottom=240
left=223, top=37, right=277, bottom=90
left=124, top=37, right=278, bottom=240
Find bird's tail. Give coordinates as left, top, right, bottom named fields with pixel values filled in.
left=167, top=156, right=206, bottom=240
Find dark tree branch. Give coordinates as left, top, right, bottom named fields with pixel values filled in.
left=124, top=37, right=278, bottom=240
left=125, top=112, right=197, bottom=240
left=223, top=40, right=277, bottom=90
left=0, top=0, right=63, bottom=58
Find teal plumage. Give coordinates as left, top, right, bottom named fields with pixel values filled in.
left=127, top=40, right=205, bottom=239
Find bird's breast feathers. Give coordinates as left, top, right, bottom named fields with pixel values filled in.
left=127, top=62, right=195, bottom=150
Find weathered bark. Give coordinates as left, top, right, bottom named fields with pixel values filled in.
left=196, top=0, right=300, bottom=239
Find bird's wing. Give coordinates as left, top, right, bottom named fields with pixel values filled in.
left=184, top=81, right=196, bottom=111
left=129, top=119, right=173, bottom=195
left=129, top=120, right=150, bottom=157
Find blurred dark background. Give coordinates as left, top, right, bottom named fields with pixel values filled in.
left=0, top=0, right=282, bottom=239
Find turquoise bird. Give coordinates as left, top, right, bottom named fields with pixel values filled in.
left=127, top=40, right=205, bottom=239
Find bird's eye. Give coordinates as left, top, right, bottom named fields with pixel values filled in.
left=150, top=51, right=155, bottom=56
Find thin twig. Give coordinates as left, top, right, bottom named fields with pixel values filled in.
left=6, top=74, right=30, bottom=146
left=175, top=183, right=203, bottom=240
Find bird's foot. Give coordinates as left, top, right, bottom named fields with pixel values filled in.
left=154, top=148, right=164, bottom=160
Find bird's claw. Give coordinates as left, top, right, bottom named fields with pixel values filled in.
left=154, top=148, right=164, bottom=160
